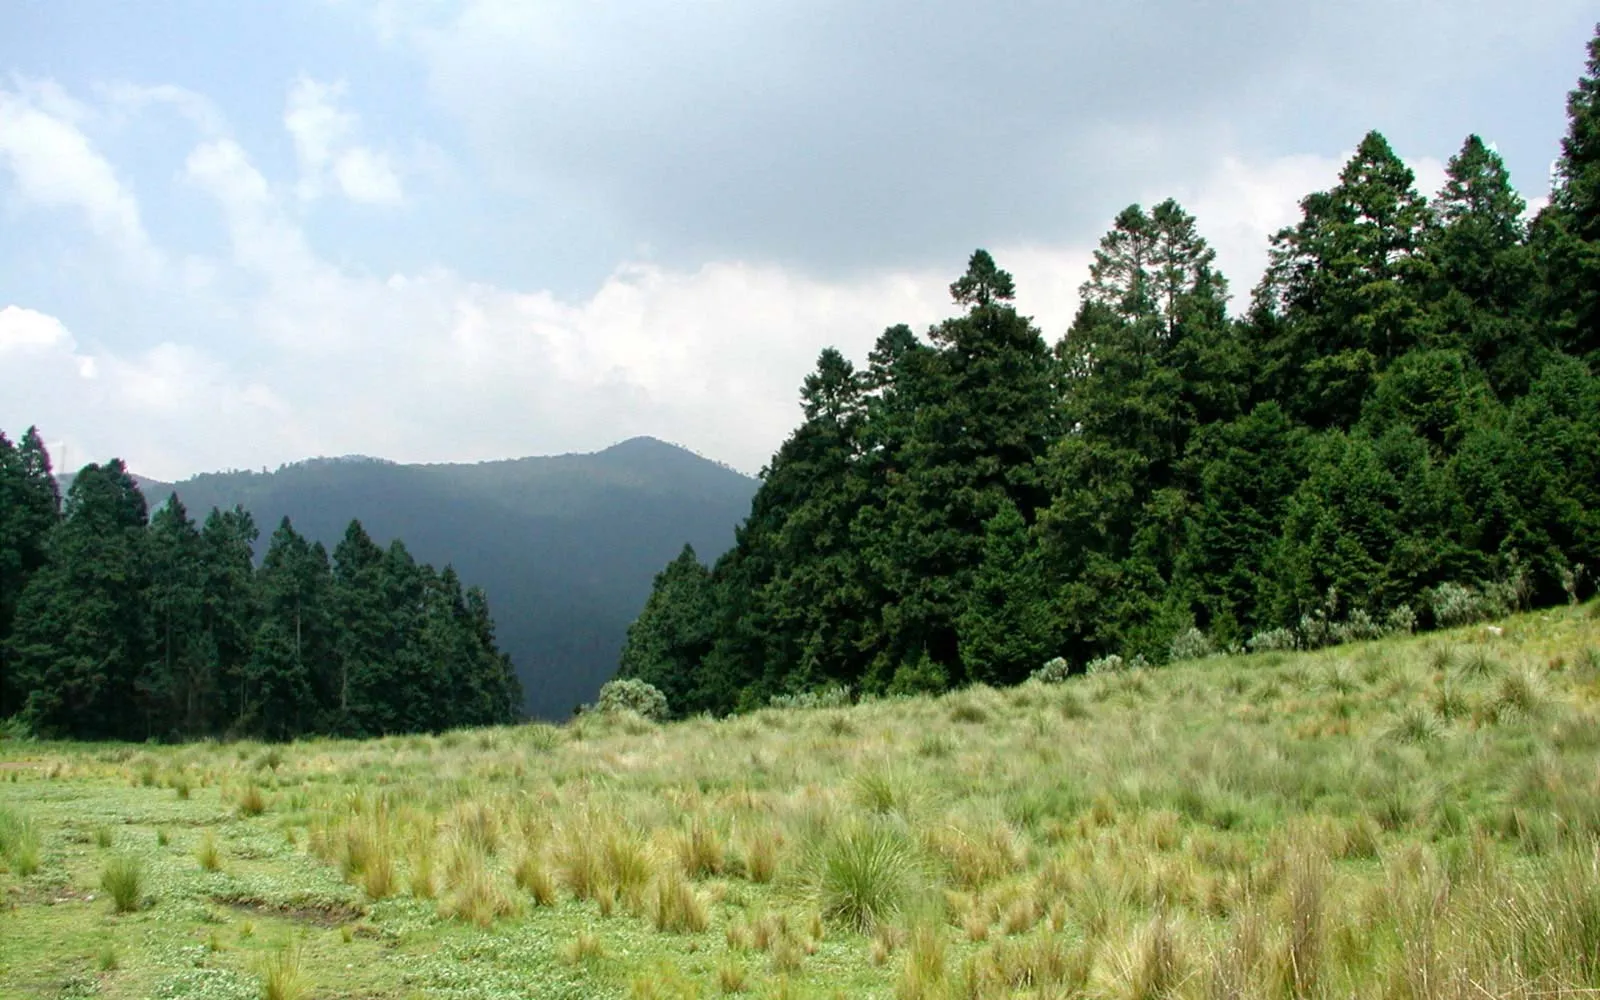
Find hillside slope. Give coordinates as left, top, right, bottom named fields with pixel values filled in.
left=124, top=438, right=757, bottom=719
left=1, top=604, right=1597, bottom=998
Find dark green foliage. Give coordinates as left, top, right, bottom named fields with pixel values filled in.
left=10, top=461, right=152, bottom=739
left=1539, top=25, right=1600, bottom=368
left=1, top=434, right=521, bottom=740
left=616, top=545, right=717, bottom=716
left=0, top=427, right=61, bottom=717
left=85, top=437, right=753, bottom=719
left=621, top=24, right=1600, bottom=709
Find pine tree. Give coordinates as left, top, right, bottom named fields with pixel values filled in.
left=201, top=506, right=259, bottom=734
left=249, top=518, right=332, bottom=740
left=1537, top=25, right=1600, bottom=367
left=147, top=495, right=207, bottom=738
left=617, top=544, right=716, bottom=716
left=1425, top=135, right=1541, bottom=395
left=10, top=460, right=151, bottom=739
left=866, top=251, right=1060, bottom=688
left=1256, top=132, right=1431, bottom=426
left=956, top=498, right=1053, bottom=685
left=330, top=520, right=388, bottom=736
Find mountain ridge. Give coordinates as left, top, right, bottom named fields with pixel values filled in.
left=59, top=437, right=757, bottom=720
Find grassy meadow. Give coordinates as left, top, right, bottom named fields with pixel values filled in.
left=3, top=604, right=1600, bottom=999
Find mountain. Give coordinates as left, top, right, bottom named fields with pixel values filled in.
left=88, top=438, right=757, bottom=720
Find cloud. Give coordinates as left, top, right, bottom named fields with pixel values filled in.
left=284, top=76, right=404, bottom=205
left=376, top=0, right=1590, bottom=274
left=0, top=80, right=161, bottom=272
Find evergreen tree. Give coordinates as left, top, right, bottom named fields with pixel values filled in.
left=1425, top=135, right=1541, bottom=395
left=249, top=518, right=332, bottom=740
left=147, top=495, right=207, bottom=737
left=0, top=428, right=62, bottom=717
left=330, top=520, right=388, bottom=736
left=617, top=544, right=717, bottom=716
left=201, top=506, right=260, bottom=733
left=1537, top=25, right=1600, bottom=368
left=956, top=498, right=1052, bottom=685
left=10, top=460, right=151, bottom=739
left=865, top=251, right=1060, bottom=688
left=1256, top=132, right=1431, bottom=427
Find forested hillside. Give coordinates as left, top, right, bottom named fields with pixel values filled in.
left=620, top=26, right=1600, bottom=716
left=33, top=438, right=756, bottom=722
left=0, top=447, right=521, bottom=740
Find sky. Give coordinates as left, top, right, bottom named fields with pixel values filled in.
left=0, top=1, right=1594, bottom=482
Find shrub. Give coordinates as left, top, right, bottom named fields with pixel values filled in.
left=101, top=855, right=144, bottom=913
left=1331, top=610, right=1386, bottom=644
left=1247, top=628, right=1299, bottom=654
left=768, top=685, right=852, bottom=710
left=1428, top=581, right=1514, bottom=629
left=1086, top=654, right=1126, bottom=675
left=1169, top=628, right=1215, bottom=663
left=1385, top=604, right=1418, bottom=635
left=1030, top=657, right=1073, bottom=684
left=595, top=678, right=670, bottom=721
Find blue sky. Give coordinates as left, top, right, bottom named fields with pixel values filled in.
left=1, top=1, right=1594, bottom=481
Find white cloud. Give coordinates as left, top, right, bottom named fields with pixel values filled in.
left=284, top=76, right=403, bottom=205
left=5, top=75, right=1456, bottom=483
left=0, top=81, right=161, bottom=273
left=0, top=305, right=73, bottom=354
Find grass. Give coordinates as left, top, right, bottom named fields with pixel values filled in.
left=0, top=603, right=1598, bottom=998
left=100, top=854, right=144, bottom=912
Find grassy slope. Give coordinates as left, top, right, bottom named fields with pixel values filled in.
left=2, top=604, right=1599, bottom=1000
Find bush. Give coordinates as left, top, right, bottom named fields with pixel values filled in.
left=1030, top=657, right=1072, bottom=684
left=1247, top=628, right=1299, bottom=654
left=1428, top=581, right=1514, bottom=629
left=1331, top=610, right=1386, bottom=645
left=1168, top=628, right=1215, bottom=663
left=1384, top=605, right=1418, bottom=636
left=595, top=678, right=670, bottom=721
left=1085, top=654, right=1126, bottom=675
left=769, top=685, right=852, bottom=710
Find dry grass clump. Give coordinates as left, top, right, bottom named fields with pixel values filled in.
left=740, top=826, right=780, bottom=884
left=236, top=783, right=267, bottom=817
left=561, top=930, right=606, bottom=965
left=258, top=943, right=308, bottom=1000
left=439, top=846, right=518, bottom=927
left=196, top=829, right=222, bottom=872
left=675, top=817, right=726, bottom=877
left=513, top=848, right=557, bottom=906
left=646, top=867, right=710, bottom=933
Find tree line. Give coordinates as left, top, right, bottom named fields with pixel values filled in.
left=0, top=445, right=521, bottom=741
left=619, top=25, right=1600, bottom=716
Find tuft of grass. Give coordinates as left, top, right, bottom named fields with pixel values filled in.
left=514, top=850, right=558, bottom=906
left=894, top=924, right=947, bottom=1000
left=1495, top=669, right=1544, bottom=717
left=647, top=867, right=710, bottom=933
left=97, top=942, right=119, bottom=971
left=258, top=943, right=307, bottom=1000
left=716, top=958, right=750, bottom=993
left=196, top=830, right=222, bottom=871
left=742, top=828, right=779, bottom=884
left=101, top=854, right=144, bottom=913
left=439, top=850, right=517, bottom=927
left=236, top=784, right=267, bottom=817
left=0, top=805, right=42, bottom=876
left=93, top=825, right=114, bottom=849
left=676, top=817, right=725, bottom=877
left=1121, top=914, right=1189, bottom=1000
left=561, top=930, right=607, bottom=965
left=802, top=822, right=921, bottom=933
left=1388, top=706, right=1440, bottom=744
